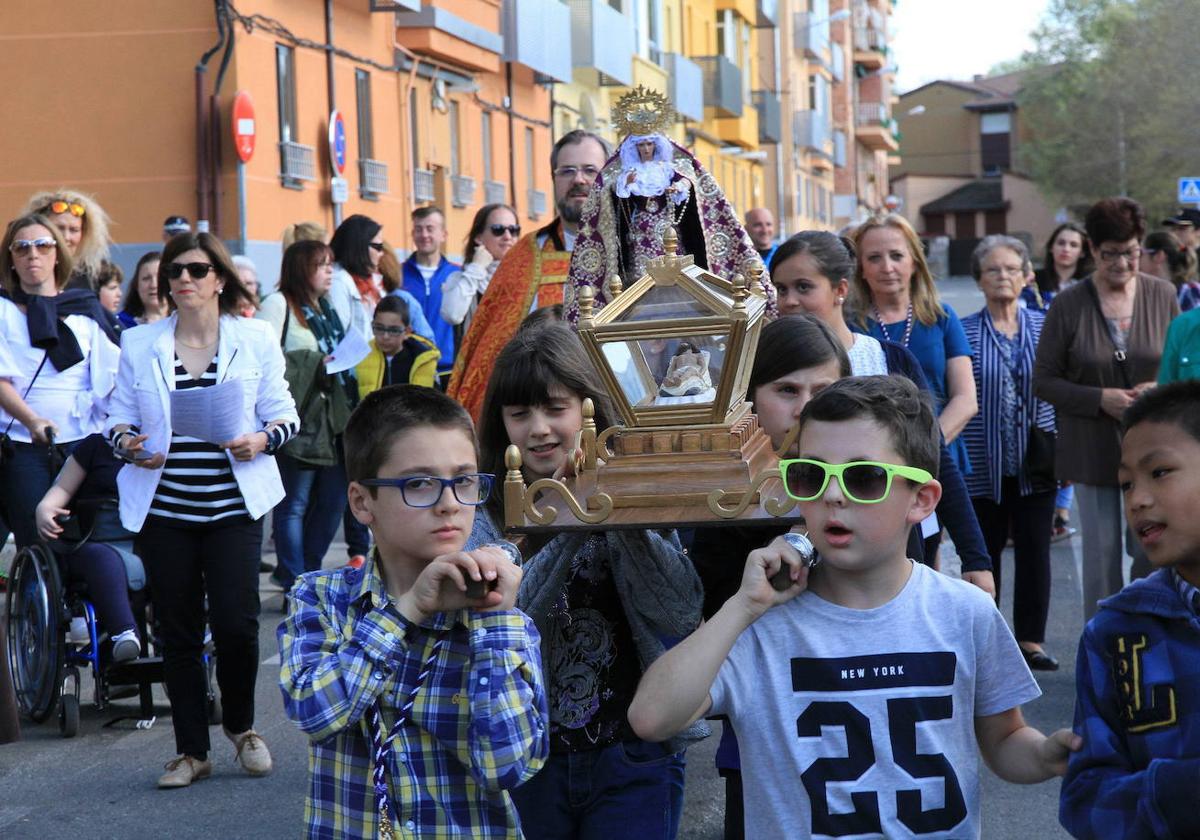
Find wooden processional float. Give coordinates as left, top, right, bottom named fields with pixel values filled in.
left=502, top=227, right=805, bottom=534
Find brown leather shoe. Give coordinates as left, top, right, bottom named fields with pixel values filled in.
left=158, top=755, right=212, bottom=788
left=225, top=728, right=273, bottom=776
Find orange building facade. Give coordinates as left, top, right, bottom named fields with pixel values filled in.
left=0, top=0, right=559, bottom=285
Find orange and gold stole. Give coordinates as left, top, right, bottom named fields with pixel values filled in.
left=447, top=232, right=571, bottom=422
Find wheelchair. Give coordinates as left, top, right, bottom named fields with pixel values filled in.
left=5, top=497, right=220, bottom=738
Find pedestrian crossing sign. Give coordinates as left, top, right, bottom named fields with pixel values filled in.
left=1179, top=177, right=1200, bottom=204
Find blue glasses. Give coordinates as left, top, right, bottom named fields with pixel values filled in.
left=357, top=474, right=493, bottom=508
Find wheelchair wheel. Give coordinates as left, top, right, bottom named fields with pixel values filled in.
left=59, top=693, right=80, bottom=737
left=5, top=544, right=66, bottom=723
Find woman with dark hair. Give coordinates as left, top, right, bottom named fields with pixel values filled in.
left=963, top=235, right=1060, bottom=670
left=257, top=239, right=356, bottom=592
left=328, top=213, right=385, bottom=341
left=118, top=251, right=167, bottom=328
left=1034, top=197, right=1179, bottom=619
left=441, top=203, right=520, bottom=342
left=1142, top=229, right=1200, bottom=310
left=1025, top=222, right=1092, bottom=310
left=0, top=213, right=120, bottom=550
left=107, top=231, right=299, bottom=787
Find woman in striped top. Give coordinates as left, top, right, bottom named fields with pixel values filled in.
left=962, top=236, right=1060, bottom=671
left=106, top=232, right=299, bottom=789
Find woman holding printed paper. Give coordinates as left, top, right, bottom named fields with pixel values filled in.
left=106, top=232, right=298, bottom=789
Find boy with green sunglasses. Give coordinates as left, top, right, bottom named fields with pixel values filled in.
left=630, top=376, right=1078, bottom=838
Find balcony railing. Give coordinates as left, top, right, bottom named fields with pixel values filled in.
left=794, top=110, right=832, bottom=153
left=694, top=55, right=743, bottom=118
left=359, top=159, right=389, bottom=196
left=413, top=168, right=436, bottom=203
left=794, top=12, right=830, bottom=59
left=854, top=26, right=887, bottom=53
left=503, top=0, right=573, bottom=82
left=752, top=91, right=781, bottom=144
left=484, top=180, right=508, bottom=205
left=568, top=0, right=634, bottom=86
left=451, top=175, right=476, bottom=208
left=279, top=141, right=316, bottom=186
left=527, top=189, right=547, bottom=220
left=665, top=53, right=704, bottom=122
left=855, top=101, right=889, bottom=126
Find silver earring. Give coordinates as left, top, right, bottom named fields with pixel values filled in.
left=836, top=296, right=844, bottom=305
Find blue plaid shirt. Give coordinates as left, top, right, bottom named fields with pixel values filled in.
left=278, top=559, right=549, bottom=839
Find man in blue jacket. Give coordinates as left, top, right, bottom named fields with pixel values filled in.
left=402, top=206, right=459, bottom=375
left=1060, top=380, right=1200, bottom=839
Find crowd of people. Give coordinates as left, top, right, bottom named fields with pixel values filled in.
left=1, top=130, right=1199, bottom=840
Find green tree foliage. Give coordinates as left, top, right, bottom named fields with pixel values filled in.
left=1016, top=0, right=1200, bottom=220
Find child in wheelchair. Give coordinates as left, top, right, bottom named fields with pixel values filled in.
left=34, top=433, right=144, bottom=663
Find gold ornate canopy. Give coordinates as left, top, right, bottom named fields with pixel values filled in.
left=503, top=229, right=800, bottom=533
left=612, top=85, right=675, bottom=138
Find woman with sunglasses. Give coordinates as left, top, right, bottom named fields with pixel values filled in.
left=21, top=189, right=114, bottom=292
left=962, top=236, right=1060, bottom=670
left=0, top=213, right=120, bottom=551
left=256, top=240, right=356, bottom=593
left=106, top=232, right=298, bottom=788
left=441, top=203, right=520, bottom=343
left=1034, top=197, right=1178, bottom=620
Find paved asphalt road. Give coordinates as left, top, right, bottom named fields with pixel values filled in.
left=0, top=277, right=1098, bottom=838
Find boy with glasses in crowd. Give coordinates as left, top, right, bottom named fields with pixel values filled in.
left=278, top=385, right=548, bottom=838
left=630, top=376, right=1078, bottom=838
left=356, top=296, right=441, bottom=392
left=1059, top=380, right=1200, bottom=838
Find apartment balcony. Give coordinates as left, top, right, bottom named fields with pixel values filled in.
left=359, top=159, right=389, bottom=197
left=752, top=91, right=781, bottom=144
left=853, top=26, right=887, bottom=71
left=794, top=110, right=832, bottom=155
left=794, top=12, right=831, bottom=59
left=413, top=168, right=436, bottom=203
left=568, top=0, right=635, bottom=87
left=279, top=141, right=316, bottom=188
left=502, top=0, right=573, bottom=82
left=527, top=188, right=547, bottom=220
left=855, top=102, right=899, bottom=151
left=830, top=41, right=845, bottom=83
left=695, top=55, right=743, bottom=118
left=395, top=5, right=504, bottom=73
left=484, top=180, right=508, bottom=205
left=451, top=175, right=476, bottom=208
left=665, top=53, right=704, bottom=122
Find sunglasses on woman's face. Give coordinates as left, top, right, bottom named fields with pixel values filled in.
left=780, top=458, right=933, bottom=504
left=9, top=238, right=56, bottom=256
left=165, top=261, right=215, bottom=281
left=489, top=224, right=521, bottom=237
left=368, top=241, right=385, bottom=252
left=46, top=200, right=85, bottom=217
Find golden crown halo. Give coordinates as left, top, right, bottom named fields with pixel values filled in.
left=612, top=85, right=675, bottom=138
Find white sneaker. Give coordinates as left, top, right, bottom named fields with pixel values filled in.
left=112, top=629, right=140, bottom=662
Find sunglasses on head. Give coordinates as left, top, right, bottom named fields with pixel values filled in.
left=165, top=261, right=215, bottom=281
left=45, top=200, right=85, bottom=217
left=489, top=224, right=521, bottom=237
left=9, top=238, right=56, bottom=256
left=780, top=459, right=933, bottom=504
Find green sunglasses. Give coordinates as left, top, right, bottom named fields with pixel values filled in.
left=780, top=458, right=933, bottom=504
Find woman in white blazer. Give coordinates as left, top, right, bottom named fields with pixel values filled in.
left=107, top=232, right=298, bottom=789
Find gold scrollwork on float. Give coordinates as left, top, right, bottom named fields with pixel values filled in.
left=523, top=479, right=614, bottom=526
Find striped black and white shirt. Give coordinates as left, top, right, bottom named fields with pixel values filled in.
left=142, top=354, right=297, bottom=524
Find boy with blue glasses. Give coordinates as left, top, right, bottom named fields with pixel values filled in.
left=278, top=385, right=548, bottom=838
left=630, top=375, right=1077, bottom=838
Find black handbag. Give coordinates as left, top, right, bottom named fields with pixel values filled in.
left=1025, top=425, right=1057, bottom=493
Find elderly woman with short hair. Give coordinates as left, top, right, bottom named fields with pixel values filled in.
left=1034, top=197, right=1179, bottom=619
left=962, top=236, right=1059, bottom=669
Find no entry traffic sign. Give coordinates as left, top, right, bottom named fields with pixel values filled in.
left=232, top=91, right=256, bottom=164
